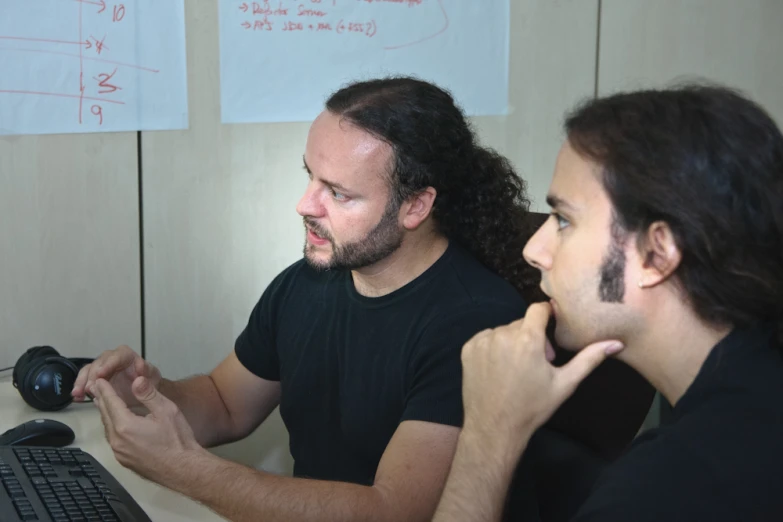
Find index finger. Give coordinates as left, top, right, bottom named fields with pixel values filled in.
left=95, top=348, right=135, bottom=380
left=520, top=302, right=553, bottom=334
left=72, top=363, right=94, bottom=399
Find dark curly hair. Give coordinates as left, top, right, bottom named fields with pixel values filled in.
left=325, top=76, right=539, bottom=299
left=565, top=82, right=783, bottom=340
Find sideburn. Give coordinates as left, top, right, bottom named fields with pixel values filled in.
left=598, top=215, right=627, bottom=303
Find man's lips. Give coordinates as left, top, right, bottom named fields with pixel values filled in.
left=306, top=227, right=330, bottom=246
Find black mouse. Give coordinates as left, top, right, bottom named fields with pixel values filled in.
left=0, top=419, right=75, bottom=447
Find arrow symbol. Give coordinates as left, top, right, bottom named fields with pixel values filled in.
left=72, top=0, right=106, bottom=13
left=239, top=2, right=249, bottom=12
left=84, top=39, right=92, bottom=49
left=0, top=35, right=93, bottom=46
left=241, top=21, right=251, bottom=29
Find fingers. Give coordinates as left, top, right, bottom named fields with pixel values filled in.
left=72, top=345, right=139, bottom=400
left=95, top=346, right=135, bottom=380
left=72, top=363, right=94, bottom=400
left=131, top=376, right=171, bottom=416
left=134, top=355, right=147, bottom=377
left=520, top=302, right=552, bottom=335
left=92, top=379, right=127, bottom=439
left=544, top=338, right=556, bottom=363
left=554, top=340, right=624, bottom=398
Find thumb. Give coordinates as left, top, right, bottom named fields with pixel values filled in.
left=555, top=340, right=624, bottom=397
left=131, top=376, right=164, bottom=411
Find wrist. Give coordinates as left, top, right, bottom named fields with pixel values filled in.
left=157, top=446, right=213, bottom=492
left=461, top=418, right=533, bottom=463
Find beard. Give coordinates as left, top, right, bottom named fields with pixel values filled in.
left=551, top=216, right=628, bottom=350
left=303, top=198, right=404, bottom=271
left=598, top=215, right=627, bottom=303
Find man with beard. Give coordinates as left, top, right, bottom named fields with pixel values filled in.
left=433, top=84, right=783, bottom=521
left=71, top=77, right=539, bottom=522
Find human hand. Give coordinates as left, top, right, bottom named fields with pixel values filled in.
left=91, top=377, right=204, bottom=485
left=460, top=303, right=624, bottom=448
left=72, top=345, right=161, bottom=408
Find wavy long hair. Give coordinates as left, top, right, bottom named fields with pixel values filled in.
left=326, top=76, right=540, bottom=299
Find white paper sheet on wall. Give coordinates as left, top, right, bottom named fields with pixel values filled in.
left=0, top=0, right=188, bottom=135
left=219, top=0, right=509, bottom=123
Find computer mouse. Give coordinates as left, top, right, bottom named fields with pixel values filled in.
left=0, top=418, right=75, bottom=447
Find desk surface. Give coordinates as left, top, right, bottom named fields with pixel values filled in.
left=0, top=376, right=228, bottom=522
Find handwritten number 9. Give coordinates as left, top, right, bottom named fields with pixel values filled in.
left=91, top=105, right=103, bottom=125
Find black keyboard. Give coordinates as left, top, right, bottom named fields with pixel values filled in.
left=0, top=446, right=151, bottom=522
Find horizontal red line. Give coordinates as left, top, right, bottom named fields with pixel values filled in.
left=0, top=89, right=125, bottom=105
left=0, top=47, right=160, bottom=73
left=0, top=35, right=86, bottom=46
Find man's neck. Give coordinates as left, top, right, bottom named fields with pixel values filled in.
left=351, top=234, right=449, bottom=298
left=619, top=296, right=732, bottom=407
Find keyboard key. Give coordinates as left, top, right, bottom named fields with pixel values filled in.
left=1, top=447, right=151, bottom=521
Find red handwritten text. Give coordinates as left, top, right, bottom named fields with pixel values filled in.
left=94, top=68, right=121, bottom=94
left=253, top=1, right=288, bottom=16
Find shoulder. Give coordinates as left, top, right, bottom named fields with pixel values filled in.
left=433, top=243, right=527, bottom=311
left=576, top=410, right=783, bottom=522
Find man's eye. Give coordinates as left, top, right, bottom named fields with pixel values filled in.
left=551, top=212, right=570, bottom=230
left=331, top=189, right=347, bottom=201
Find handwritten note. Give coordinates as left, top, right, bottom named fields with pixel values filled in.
left=219, top=0, right=509, bottom=123
left=0, top=0, right=188, bottom=136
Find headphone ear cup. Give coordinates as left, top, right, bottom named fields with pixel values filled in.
left=13, top=346, right=59, bottom=390
left=14, top=346, right=76, bottom=412
left=21, top=357, right=79, bottom=412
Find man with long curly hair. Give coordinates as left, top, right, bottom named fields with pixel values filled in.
left=71, top=77, right=539, bottom=522
left=435, top=84, right=783, bottom=521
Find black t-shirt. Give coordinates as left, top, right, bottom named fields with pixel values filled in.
left=235, top=243, right=528, bottom=486
left=573, top=323, right=783, bottom=522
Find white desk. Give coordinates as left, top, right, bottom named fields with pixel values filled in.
left=0, top=376, right=228, bottom=522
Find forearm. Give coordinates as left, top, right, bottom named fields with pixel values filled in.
left=164, top=449, right=405, bottom=522
left=433, top=425, right=533, bottom=522
left=157, top=376, right=235, bottom=447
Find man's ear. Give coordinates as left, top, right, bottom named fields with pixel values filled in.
left=401, top=187, right=437, bottom=230
left=638, top=221, right=682, bottom=288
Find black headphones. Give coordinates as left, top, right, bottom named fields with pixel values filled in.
left=11, top=346, right=94, bottom=411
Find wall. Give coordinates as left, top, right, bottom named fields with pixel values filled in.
left=2, top=0, right=781, bottom=474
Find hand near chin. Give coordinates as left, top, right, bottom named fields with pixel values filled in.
left=460, top=302, right=624, bottom=445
